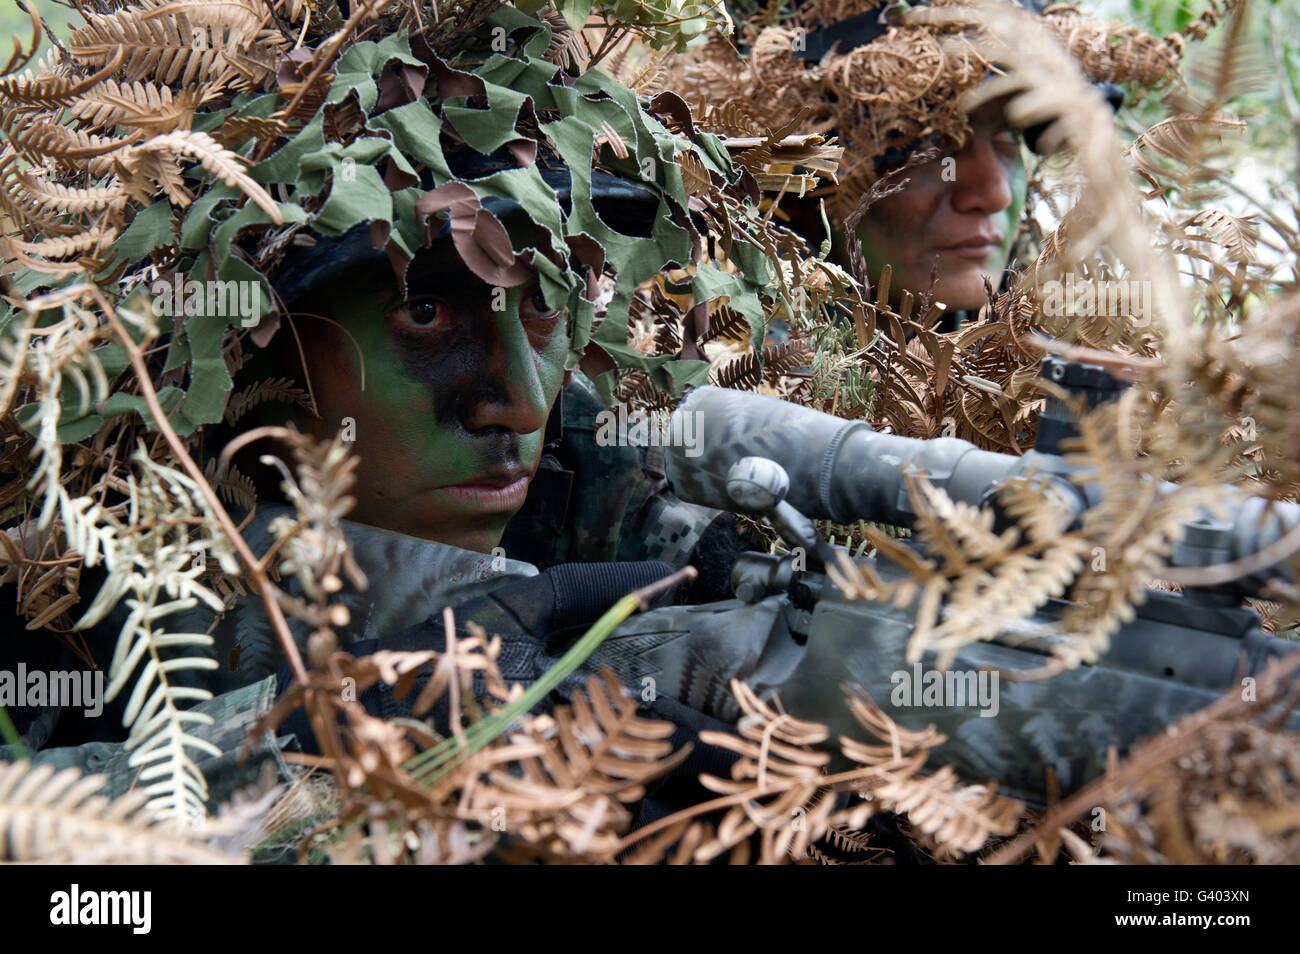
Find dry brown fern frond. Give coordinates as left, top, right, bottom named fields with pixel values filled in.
left=1, top=1, right=43, bottom=77
left=612, top=368, right=676, bottom=413
left=0, top=760, right=246, bottom=863
left=71, top=78, right=204, bottom=134
left=693, top=100, right=768, bottom=139
left=1163, top=290, right=1300, bottom=507
left=1181, top=0, right=1268, bottom=101
left=461, top=667, right=691, bottom=862
left=805, top=254, right=1046, bottom=452
left=222, top=376, right=312, bottom=426
left=0, top=48, right=126, bottom=109
left=11, top=171, right=129, bottom=219
left=827, top=469, right=1089, bottom=668
left=1, top=113, right=138, bottom=171
left=692, top=680, right=837, bottom=863
left=1, top=152, right=85, bottom=238
left=1043, top=7, right=1182, bottom=93
left=1053, top=396, right=1229, bottom=666
left=114, top=130, right=280, bottom=219
left=259, top=619, right=692, bottom=864
left=619, top=816, right=758, bottom=865
left=836, top=687, right=1023, bottom=855
left=712, top=343, right=811, bottom=389
left=537, top=4, right=589, bottom=72
left=1125, top=114, right=1247, bottom=201
left=69, top=0, right=284, bottom=90
left=1178, top=208, right=1259, bottom=265
left=699, top=304, right=751, bottom=344
left=10, top=225, right=121, bottom=269
left=617, top=677, right=1021, bottom=864
left=202, top=457, right=257, bottom=511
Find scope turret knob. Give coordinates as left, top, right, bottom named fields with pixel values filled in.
left=726, top=457, right=790, bottom=511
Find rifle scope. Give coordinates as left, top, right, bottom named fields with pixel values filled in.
left=665, top=385, right=1299, bottom=598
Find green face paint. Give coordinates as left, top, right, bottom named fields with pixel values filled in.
left=290, top=245, right=570, bottom=553
left=995, top=156, right=1028, bottom=272
left=845, top=117, right=1028, bottom=314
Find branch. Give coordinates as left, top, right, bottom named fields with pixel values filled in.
left=86, top=287, right=309, bottom=684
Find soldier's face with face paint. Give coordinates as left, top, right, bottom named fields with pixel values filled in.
left=288, top=243, right=569, bottom=553
left=853, top=102, right=1027, bottom=312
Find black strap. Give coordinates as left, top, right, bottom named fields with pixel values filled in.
left=793, top=10, right=890, bottom=62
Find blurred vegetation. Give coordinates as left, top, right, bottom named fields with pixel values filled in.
left=1, top=0, right=85, bottom=53
left=1115, top=0, right=1297, bottom=186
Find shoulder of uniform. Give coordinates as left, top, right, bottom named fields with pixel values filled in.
left=560, top=372, right=610, bottom=433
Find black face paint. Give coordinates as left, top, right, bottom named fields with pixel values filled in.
left=281, top=242, right=570, bottom=551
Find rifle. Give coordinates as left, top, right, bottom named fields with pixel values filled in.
left=588, top=359, right=1300, bottom=806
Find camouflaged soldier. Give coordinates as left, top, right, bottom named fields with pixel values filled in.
left=672, top=0, right=1179, bottom=329
left=0, top=0, right=768, bottom=808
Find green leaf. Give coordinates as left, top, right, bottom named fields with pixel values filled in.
left=109, top=201, right=175, bottom=271
left=173, top=310, right=233, bottom=436
left=250, top=113, right=324, bottom=184
left=193, top=92, right=278, bottom=138
left=16, top=399, right=102, bottom=444
left=441, top=84, right=531, bottom=156
left=178, top=183, right=240, bottom=249
left=310, top=160, right=392, bottom=236
left=210, top=200, right=308, bottom=262
left=99, top=386, right=185, bottom=431
left=561, top=0, right=593, bottom=31
left=326, top=31, right=424, bottom=113
left=95, top=342, right=131, bottom=378
left=368, top=102, right=451, bottom=179
left=692, top=262, right=767, bottom=351
left=663, top=358, right=710, bottom=395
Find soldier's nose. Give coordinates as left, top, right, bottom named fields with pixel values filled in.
left=949, top=133, right=1013, bottom=216
left=463, top=310, right=551, bottom=435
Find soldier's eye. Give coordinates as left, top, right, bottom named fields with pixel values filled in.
left=992, top=127, right=1022, bottom=157
left=520, top=286, right=560, bottom=323
left=388, top=297, right=454, bottom=332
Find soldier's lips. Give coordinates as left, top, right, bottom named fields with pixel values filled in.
left=433, top=475, right=531, bottom=512
left=937, top=236, right=1002, bottom=260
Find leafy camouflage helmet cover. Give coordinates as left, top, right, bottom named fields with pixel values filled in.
left=668, top=0, right=1185, bottom=222
left=1, top=0, right=786, bottom=438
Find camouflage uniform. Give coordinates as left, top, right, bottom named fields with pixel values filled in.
left=501, top=372, right=722, bottom=570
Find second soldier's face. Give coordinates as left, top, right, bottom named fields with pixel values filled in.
left=289, top=246, right=570, bottom=554
left=854, top=106, right=1026, bottom=312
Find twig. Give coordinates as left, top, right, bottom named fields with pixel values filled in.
left=263, top=0, right=387, bottom=156
left=88, top=288, right=309, bottom=684
left=1162, top=514, right=1300, bottom=588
